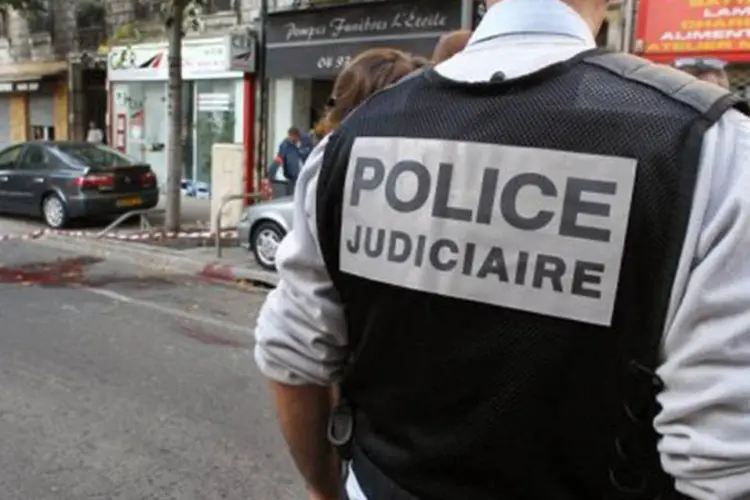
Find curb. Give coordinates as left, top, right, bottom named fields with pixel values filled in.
left=31, top=234, right=279, bottom=288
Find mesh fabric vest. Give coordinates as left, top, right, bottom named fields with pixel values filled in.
left=316, top=51, right=748, bottom=500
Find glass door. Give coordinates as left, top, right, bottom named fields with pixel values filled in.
left=142, top=83, right=168, bottom=188
left=193, top=80, right=236, bottom=188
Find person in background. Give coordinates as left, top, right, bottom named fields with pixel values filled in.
left=675, top=57, right=730, bottom=89
left=312, top=48, right=420, bottom=139
left=86, top=121, right=104, bottom=144
left=275, top=127, right=313, bottom=196
left=256, top=46, right=423, bottom=500
left=431, top=29, right=472, bottom=63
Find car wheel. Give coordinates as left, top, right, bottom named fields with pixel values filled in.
left=42, top=193, right=69, bottom=229
left=252, top=221, right=285, bottom=271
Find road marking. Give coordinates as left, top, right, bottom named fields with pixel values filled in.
left=83, top=286, right=254, bottom=337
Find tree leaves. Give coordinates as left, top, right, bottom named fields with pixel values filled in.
left=0, top=0, right=46, bottom=13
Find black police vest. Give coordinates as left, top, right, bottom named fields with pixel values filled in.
left=316, top=50, right=749, bottom=500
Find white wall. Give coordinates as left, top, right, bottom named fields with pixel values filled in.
left=269, top=78, right=311, bottom=161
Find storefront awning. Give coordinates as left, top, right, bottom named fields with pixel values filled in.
left=0, top=60, right=67, bottom=82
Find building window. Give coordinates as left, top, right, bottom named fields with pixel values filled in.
left=76, top=1, right=106, bottom=51
left=0, top=11, right=8, bottom=38
left=204, top=0, right=235, bottom=14
left=26, top=1, right=50, bottom=34
left=134, top=0, right=162, bottom=22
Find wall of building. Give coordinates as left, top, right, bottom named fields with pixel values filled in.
left=106, top=0, right=261, bottom=43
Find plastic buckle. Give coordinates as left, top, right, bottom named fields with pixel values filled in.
left=327, top=401, right=354, bottom=448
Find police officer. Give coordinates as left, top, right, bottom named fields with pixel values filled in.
left=254, top=0, right=750, bottom=499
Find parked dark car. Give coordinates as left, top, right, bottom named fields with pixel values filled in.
left=0, top=141, right=159, bottom=228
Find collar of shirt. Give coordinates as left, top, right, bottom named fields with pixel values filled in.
left=435, top=0, right=597, bottom=83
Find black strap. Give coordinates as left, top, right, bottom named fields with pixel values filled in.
left=585, top=51, right=749, bottom=117
left=350, top=442, right=420, bottom=500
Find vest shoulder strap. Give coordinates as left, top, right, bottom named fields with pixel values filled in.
left=585, top=51, right=750, bottom=117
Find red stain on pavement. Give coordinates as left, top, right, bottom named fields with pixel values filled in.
left=199, top=264, right=234, bottom=282
left=0, top=257, right=103, bottom=286
left=176, top=324, right=249, bottom=348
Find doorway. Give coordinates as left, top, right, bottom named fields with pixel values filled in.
left=81, top=67, right=107, bottom=142
left=310, top=79, right=334, bottom=129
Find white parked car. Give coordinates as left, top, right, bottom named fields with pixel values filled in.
left=237, top=197, right=294, bottom=270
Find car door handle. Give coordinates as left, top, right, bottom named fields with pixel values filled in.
left=32, top=177, right=44, bottom=183
left=0, top=176, right=7, bottom=182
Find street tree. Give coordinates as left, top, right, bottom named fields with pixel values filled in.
left=112, top=0, right=205, bottom=232
left=163, top=0, right=205, bottom=232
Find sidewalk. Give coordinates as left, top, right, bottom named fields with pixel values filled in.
left=0, top=196, right=275, bottom=287
left=151, top=197, right=211, bottom=229
left=32, top=233, right=278, bottom=287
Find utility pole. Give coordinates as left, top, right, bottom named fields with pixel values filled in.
left=164, top=0, right=185, bottom=232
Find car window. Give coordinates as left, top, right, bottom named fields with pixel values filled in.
left=0, top=145, right=22, bottom=169
left=55, top=143, right=137, bottom=167
left=18, top=145, right=49, bottom=170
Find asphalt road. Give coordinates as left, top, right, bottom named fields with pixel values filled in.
left=0, top=240, right=304, bottom=499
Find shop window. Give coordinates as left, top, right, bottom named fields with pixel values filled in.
left=30, top=126, right=54, bottom=140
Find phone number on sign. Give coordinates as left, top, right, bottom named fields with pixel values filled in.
left=317, top=55, right=352, bottom=70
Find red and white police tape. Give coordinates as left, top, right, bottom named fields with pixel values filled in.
left=0, top=228, right=238, bottom=242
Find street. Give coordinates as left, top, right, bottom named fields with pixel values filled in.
left=0, top=239, right=303, bottom=499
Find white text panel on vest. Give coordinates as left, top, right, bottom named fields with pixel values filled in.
left=340, top=137, right=637, bottom=326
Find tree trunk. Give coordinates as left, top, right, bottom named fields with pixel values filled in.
left=164, top=0, right=184, bottom=232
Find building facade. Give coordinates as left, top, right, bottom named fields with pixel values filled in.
left=0, top=0, right=106, bottom=149
left=263, top=0, right=464, bottom=158
left=108, top=34, right=256, bottom=185
left=105, top=0, right=260, bottom=188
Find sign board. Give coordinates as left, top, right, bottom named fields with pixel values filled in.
left=108, top=35, right=256, bottom=81
left=636, top=0, right=750, bottom=62
left=340, top=137, right=637, bottom=326
left=227, top=31, right=256, bottom=73
left=0, top=80, right=40, bottom=92
left=264, top=0, right=462, bottom=78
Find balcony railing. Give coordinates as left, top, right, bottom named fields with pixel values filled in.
left=268, top=0, right=389, bottom=13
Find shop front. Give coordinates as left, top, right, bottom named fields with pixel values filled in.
left=634, top=0, right=750, bottom=91
left=108, top=34, right=256, bottom=189
left=0, top=60, right=69, bottom=149
left=264, top=0, right=462, bottom=158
